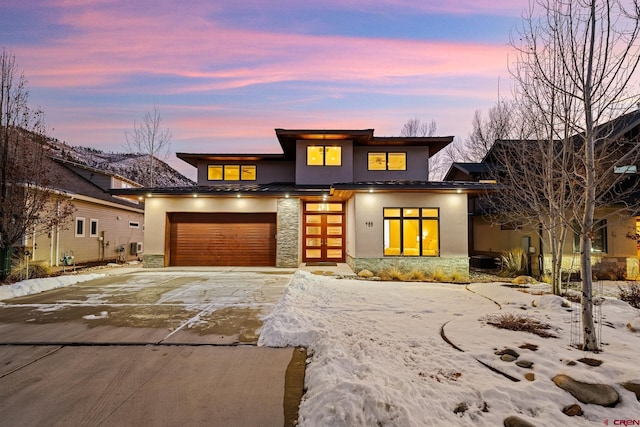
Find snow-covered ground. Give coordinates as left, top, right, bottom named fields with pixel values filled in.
left=259, top=271, right=640, bottom=426
left=0, top=273, right=105, bottom=301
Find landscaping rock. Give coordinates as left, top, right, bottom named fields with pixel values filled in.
left=577, top=357, right=602, bottom=367
left=504, top=415, right=536, bottom=427
left=501, top=354, right=517, bottom=362
left=516, top=360, right=534, bottom=369
left=519, top=343, right=538, bottom=351
left=552, top=374, right=619, bottom=407
left=627, top=318, right=640, bottom=332
left=622, top=382, right=640, bottom=401
left=496, top=348, right=520, bottom=358
left=524, top=373, right=535, bottom=381
left=358, top=269, right=374, bottom=278
left=562, top=404, right=583, bottom=417
left=453, top=402, right=468, bottom=414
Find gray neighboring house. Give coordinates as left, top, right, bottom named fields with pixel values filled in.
left=24, top=158, right=145, bottom=267
left=112, top=128, right=493, bottom=278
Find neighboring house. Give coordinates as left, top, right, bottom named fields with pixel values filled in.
left=111, top=128, right=493, bottom=278
left=444, top=111, right=640, bottom=279
left=23, top=158, right=145, bottom=267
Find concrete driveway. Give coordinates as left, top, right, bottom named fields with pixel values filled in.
left=0, top=269, right=304, bottom=427
left=0, top=269, right=293, bottom=345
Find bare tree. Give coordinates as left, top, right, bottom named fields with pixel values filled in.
left=463, top=100, right=514, bottom=162
left=500, top=0, right=640, bottom=351
left=125, top=104, right=172, bottom=187
left=0, top=49, right=74, bottom=278
left=400, top=117, right=437, bottom=137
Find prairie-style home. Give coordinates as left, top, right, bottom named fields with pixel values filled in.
left=112, top=129, right=493, bottom=277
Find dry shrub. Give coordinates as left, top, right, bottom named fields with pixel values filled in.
left=405, top=269, right=427, bottom=281
left=9, top=259, right=50, bottom=281
left=431, top=268, right=449, bottom=283
left=450, top=270, right=467, bottom=283
left=484, top=313, right=557, bottom=338
left=500, top=248, right=528, bottom=277
left=618, top=283, right=640, bottom=309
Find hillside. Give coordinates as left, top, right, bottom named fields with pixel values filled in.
left=44, top=139, right=194, bottom=187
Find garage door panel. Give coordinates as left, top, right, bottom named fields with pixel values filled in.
left=169, top=213, right=276, bottom=266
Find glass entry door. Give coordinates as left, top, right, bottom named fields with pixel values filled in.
left=303, top=202, right=345, bottom=262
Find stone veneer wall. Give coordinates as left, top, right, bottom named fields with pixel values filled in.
left=143, top=254, right=165, bottom=268
left=277, top=198, right=300, bottom=267
left=347, top=256, right=470, bottom=281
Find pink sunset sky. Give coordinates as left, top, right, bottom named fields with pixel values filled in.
left=2, top=0, right=530, bottom=180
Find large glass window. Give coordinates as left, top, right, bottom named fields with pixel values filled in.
left=208, top=165, right=256, bottom=181
left=573, top=220, right=607, bottom=252
left=307, top=146, right=342, bottom=166
left=384, top=208, right=439, bottom=256
left=368, top=152, right=406, bottom=171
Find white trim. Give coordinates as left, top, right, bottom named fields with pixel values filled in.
left=75, top=217, right=85, bottom=237
left=89, top=218, right=99, bottom=237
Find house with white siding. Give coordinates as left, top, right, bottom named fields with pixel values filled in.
left=25, top=158, right=145, bottom=267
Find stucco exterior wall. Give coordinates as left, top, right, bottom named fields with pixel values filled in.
left=195, top=160, right=296, bottom=185
left=349, top=192, right=468, bottom=257
left=143, top=196, right=278, bottom=266
left=352, top=146, right=430, bottom=181
left=346, top=192, right=469, bottom=278
left=295, top=140, right=354, bottom=185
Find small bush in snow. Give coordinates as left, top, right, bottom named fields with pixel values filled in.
left=618, top=283, right=640, bottom=309
left=484, top=313, right=557, bottom=338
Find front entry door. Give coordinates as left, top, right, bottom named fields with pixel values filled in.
left=303, top=202, right=345, bottom=262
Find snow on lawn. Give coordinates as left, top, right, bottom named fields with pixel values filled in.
left=0, top=274, right=105, bottom=301
left=259, top=271, right=640, bottom=426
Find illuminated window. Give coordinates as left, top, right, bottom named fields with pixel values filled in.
left=307, top=146, right=342, bottom=166
left=383, top=208, right=439, bottom=256
left=208, top=165, right=223, bottom=180
left=241, top=165, right=256, bottom=180
left=368, top=152, right=406, bottom=171
left=207, top=165, right=256, bottom=181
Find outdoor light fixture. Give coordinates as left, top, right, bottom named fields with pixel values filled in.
left=146, top=193, right=152, bottom=198
left=193, top=194, right=198, bottom=198
left=369, top=188, right=374, bottom=193
left=456, top=189, right=462, bottom=194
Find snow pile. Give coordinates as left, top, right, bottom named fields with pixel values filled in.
left=0, top=274, right=105, bottom=301
left=260, top=271, right=640, bottom=426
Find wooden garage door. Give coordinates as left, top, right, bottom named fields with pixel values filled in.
left=169, top=213, right=276, bottom=266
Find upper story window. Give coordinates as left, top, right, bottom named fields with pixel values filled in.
left=307, top=146, right=342, bottom=166
left=368, top=152, right=406, bottom=171
left=208, top=165, right=257, bottom=181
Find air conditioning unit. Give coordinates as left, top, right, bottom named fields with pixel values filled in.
left=130, top=242, right=143, bottom=255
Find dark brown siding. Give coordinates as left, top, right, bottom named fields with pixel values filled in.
left=169, top=213, right=276, bottom=266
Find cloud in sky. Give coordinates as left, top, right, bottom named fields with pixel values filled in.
left=1, top=0, right=529, bottom=179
